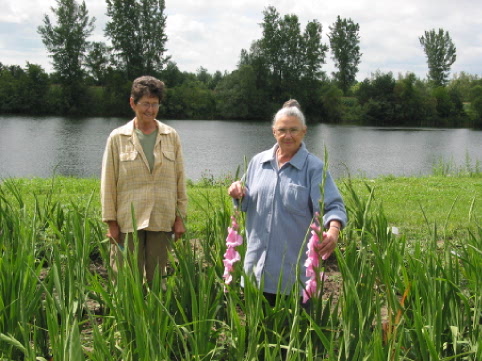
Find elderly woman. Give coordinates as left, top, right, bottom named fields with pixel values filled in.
left=101, top=75, right=187, bottom=283
left=228, top=100, right=346, bottom=304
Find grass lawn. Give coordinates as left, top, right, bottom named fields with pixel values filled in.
left=339, top=175, right=482, bottom=241
left=5, top=173, right=482, bottom=243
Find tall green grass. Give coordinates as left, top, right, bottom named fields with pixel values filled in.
left=0, top=175, right=481, bottom=360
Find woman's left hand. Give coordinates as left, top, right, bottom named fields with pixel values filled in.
left=319, top=222, right=341, bottom=260
left=173, top=216, right=185, bottom=241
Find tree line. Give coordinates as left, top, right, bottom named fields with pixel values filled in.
left=1, top=0, right=482, bottom=127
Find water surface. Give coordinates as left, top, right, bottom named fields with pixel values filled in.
left=1, top=115, right=481, bottom=180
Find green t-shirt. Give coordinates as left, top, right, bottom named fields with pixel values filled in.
left=135, top=128, right=158, bottom=172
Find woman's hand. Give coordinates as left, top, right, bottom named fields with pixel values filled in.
left=228, top=180, right=245, bottom=199
left=107, top=220, right=121, bottom=244
left=173, top=216, right=185, bottom=241
left=319, top=221, right=341, bottom=260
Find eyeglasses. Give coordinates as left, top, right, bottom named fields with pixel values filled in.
left=137, top=102, right=160, bottom=110
left=275, top=128, right=302, bottom=136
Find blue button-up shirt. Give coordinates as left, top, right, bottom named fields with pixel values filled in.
left=240, top=143, right=347, bottom=295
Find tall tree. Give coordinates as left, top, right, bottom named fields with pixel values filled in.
left=240, top=40, right=270, bottom=92
left=37, top=0, right=95, bottom=111
left=419, top=28, right=456, bottom=87
left=279, top=13, right=303, bottom=92
left=329, top=16, right=361, bottom=95
left=303, top=19, right=328, bottom=82
left=259, top=6, right=283, bottom=98
left=301, top=19, right=328, bottom=116
left=105, top=0, right=170, bottom=80
left=256, top=6, right=329, bottom=104
left=85, top=41, right=110, bottom=85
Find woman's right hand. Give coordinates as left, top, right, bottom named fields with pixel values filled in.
left=228, top=180, right=245, bottom=199
left=107, top=220, right=121, bottom=244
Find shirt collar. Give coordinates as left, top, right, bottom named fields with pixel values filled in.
left=260, top=142, right=309, bottom=170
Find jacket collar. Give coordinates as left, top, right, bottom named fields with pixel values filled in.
left=260, top=143, right=308, bottom=170
left=118, top=119, right=172, bottom=136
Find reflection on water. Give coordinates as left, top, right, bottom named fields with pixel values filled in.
left=1, top=115, right=481, bottom=181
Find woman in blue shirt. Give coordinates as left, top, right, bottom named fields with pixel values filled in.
left=228, top=100, right=347, bottom=304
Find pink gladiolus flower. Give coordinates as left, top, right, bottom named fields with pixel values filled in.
left=302, top=271, right=327, bottom=303
left=223, top=271, right=233, bottom=285
left=303, top=219, right=328, bottom=303
left=223, top=208, right=243, bottom=290
left=223, top=247, right=241, bottom=270
left=310, top=222, right=322, bottom=234
left=226, top=228, right=243, bottom=247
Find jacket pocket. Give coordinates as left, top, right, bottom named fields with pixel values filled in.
left=162, top=150, right=175, bottom=162
left=282, top=183, right=309, bottom=216
left=120, top=151, right=138, bottom=161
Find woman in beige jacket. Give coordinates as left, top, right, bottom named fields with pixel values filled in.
left=101, top=75, right=187, bottom=284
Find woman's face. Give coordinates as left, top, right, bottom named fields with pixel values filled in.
left=272, top=115, right=307, bottom=154
left=130, top=95, right=160, bottom=123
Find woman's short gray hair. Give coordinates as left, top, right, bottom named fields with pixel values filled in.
left=272, top=99, right=306, bottom=127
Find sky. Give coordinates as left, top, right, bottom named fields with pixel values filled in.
left=1, top=0, right=482, bottom=81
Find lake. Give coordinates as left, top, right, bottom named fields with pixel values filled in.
left=1, top=115, right=481, bottom=181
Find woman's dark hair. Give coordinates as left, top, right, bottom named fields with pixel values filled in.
left=131, top=76, right=165, bottom=103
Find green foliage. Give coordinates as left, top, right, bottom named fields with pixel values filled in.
left=319, top=82, right=343, bottom=122
left=159, top=61, right=186, bottom=88
left=353, top=70, right=470, bottom=126
left=214, top=65, right=269, bottom=120
left=393, top=72, right=435, bottom=125
left=1, top=174, right=482, bottom=359
left=84, top=42, right=110, bottom=85
left=449, top=71, right=480, bottom=102
left=37, top=0, right=95, bottom=113
left=469, top=84, right=482, bottom=126
left=243, top=6, right=329, bottom=107
left=0, top=63, right=51, bottom=114
left=100, top=68, right=132, bottom=116
left=164, top=81, right=216, bottom=119
left=303, top=19, right=328, bottom=82
left=419, top=28, right=457, bottom=87
left=340, top=96, right=363, bottom=123
left=357, top=71, right=396, bottom=125
left=22, top=63, right=52, bottom=114
left=329, top=16, right=362, bottom=95
left=105, top=0, right=169, bottom=79
left=432, top=86, right=465, bottom=125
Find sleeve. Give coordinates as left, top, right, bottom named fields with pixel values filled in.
left=308, top=160, right=347, bottom=228
left=101, top=134, right=119, bottom=222
left=309, top=166, right=323, bottom=216
left=321, top=169, right=347, bottom=228
left=238, top=160, right=254, bottom=213
left=174, top=132, right=188, bottom=219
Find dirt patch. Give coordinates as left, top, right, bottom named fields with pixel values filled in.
left=322, top=255, right=342, bottom=302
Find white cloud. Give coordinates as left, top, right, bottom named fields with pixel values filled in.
left=165, top=4, right=263, bottom=73
left=0, top=0, right=481, bottom=79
